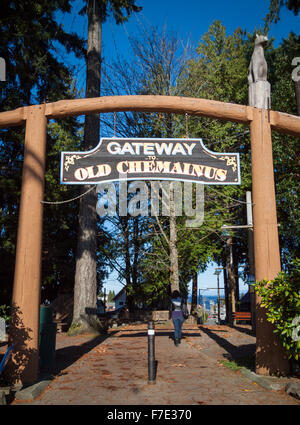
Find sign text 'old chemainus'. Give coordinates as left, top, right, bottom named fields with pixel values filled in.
left=60, top=138, right=240, bottom=185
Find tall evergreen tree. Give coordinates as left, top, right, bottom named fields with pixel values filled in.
left=0, top=0, right=85, bottom=306
left=264, top=0, right=300, bottom=31
left=72, top=0, right=141, bottom=330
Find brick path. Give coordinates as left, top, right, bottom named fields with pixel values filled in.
left=10, top=323, right=300, bottom=405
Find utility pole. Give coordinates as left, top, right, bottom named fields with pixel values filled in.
left=222, top=257, right=229, bottom=323
left=214, top=269, right=222, bottom=324
left=226, top=236, right=236, bottom=326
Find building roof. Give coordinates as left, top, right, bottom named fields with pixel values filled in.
left=112, top=287, right=126, bottom=301
left=240, top=291, right=250, bottom=304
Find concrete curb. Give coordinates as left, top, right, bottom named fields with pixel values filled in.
left=240, top=367, right=300, bottom=399
left=286, top=382, right=300, bottom=400
left=0, top=386, right=13, bottom=405
left=14, top=380, right=52, bottom=401
left=0, top=390, right=6, bottom=405
left=0, top=385, right=11, bottom=395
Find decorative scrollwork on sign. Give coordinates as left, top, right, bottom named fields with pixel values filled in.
left=220, top=156, right=237, bottom=172
left=64, top=155, right=81, bottom=171
left=61, top=138, right=241, bottom=185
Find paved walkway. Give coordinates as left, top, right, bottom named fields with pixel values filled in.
left=9, top=323, right=300, bottom=405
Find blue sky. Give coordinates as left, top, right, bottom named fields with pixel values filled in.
left=57, top=0, right=299, bottom=96
left=55, top=0, right=298, bottom=297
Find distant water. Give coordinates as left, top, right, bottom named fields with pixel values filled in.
left=188, top=295, right=220, bottom=311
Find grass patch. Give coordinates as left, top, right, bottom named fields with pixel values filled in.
left=219, top=360, right=242, bottom=371
left=67, top=322, right=83, bottom=336
left=220, top=355, right=255, bottom=372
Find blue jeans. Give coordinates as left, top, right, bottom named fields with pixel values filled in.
left=172, top=317, right=184, bottom=340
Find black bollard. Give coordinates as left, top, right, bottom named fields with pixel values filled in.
left=148, top=320, right=156, bottom=384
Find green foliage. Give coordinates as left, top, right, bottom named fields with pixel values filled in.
left=177, top=21, right=253, bottom=277
left=266, top=32, right=300, bottom=265
left=107, top=290, right=116, bottom=302
left=41, top=121, right=81, bottom=301
left=67, top=322, right=83, bottom=336
left=79, top=0, right=142, bottom=25
left=264, top=0, right=300, bottom=31
left=254, top=259, right=300, bottom=360
left=0, top=305, right=10, bottom=322
left=0, top=0, right=85, bottom=107
left=219, top=355, right=255, bottom=372
left=67, top=317, right=108, bottom=336
left=0, top=1, right=85, bottom=305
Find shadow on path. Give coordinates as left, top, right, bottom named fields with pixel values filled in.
left=231, top=325, right=255, bottom=336
left=116, top=331, right=201, bottom=338
left=199, top=326, right=255, bottom=369
left=41, top=331, right=118, bottom=379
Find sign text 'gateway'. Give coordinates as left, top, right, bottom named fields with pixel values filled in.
left=61, top=138, right=240, bottom=185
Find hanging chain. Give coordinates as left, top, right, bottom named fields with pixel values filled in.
left=185, top=112, right=189, bottom=138
left=41, top=185, right=97, bottom=205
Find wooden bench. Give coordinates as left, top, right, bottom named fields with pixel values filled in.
left=53, top=310, right=71, bottom=332
left=152, top=310, right=169, bottom=322
left=233, top=312, right=252, bottom=322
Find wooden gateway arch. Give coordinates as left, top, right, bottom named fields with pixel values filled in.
left=1, top=95, right=300, bottom=384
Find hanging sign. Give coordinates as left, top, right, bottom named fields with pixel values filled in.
left=61, top=138, right=240, bottom=185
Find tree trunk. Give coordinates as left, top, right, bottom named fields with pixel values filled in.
left=169, top=183, right=179, bottom=293
left=73, top=0, right=101, bottom=330
left=124, top=217, right=134, bottom=313
left=191, top=272, right=198, bottom=315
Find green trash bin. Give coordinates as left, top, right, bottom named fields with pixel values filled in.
left=39, top=305, right=57, bottom=369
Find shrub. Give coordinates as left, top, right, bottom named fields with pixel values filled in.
left=254, top=259, right=300, bottom=361
left=0, top=305, right=10, bottom=322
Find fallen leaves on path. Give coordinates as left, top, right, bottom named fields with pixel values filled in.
left=101, top=370, right=112, bottom=378
left=185, top=338, right=202, bottom=350
left=93, top=346, right=109, bottom=355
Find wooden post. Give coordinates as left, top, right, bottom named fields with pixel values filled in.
left=8, top=105, right=47, bottom=384
left=246, top=191, right=256, bottom=333
left=250, top=108, right=290, bottom=375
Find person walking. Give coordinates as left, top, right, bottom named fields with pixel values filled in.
left=169, top=290, right=188, bottom=346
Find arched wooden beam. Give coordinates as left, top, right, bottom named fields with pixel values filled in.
left=1, top=96, right=300, bottom=137
left=0, top=106, right=27, bottom=127
left=45, top=95, right=253, bottom=124
left=270, top=110, right=300, bottom=137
